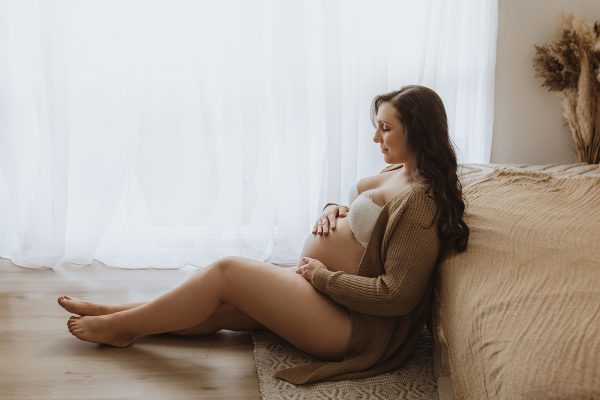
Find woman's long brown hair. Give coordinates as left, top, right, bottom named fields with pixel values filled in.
left=371, top=85, right=469, bottom=254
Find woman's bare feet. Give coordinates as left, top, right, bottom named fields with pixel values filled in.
left=57, top=295, right=115, bottom=316
left=67, top=315, right=134, bottom=347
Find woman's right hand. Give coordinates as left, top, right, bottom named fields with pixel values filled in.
left=312, top=204, right=349, bottom=236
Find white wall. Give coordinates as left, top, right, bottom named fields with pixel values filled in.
left=491, top=0, right=600, bottom=164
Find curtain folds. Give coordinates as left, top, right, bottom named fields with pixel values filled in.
left=0, top=0, right=498, bottom=269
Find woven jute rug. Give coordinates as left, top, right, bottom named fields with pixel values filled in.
left=252, top=327, right=438, bottom=400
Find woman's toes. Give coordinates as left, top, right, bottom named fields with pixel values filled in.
left=68, top=318, right=81, bottom=335
left=58, top=296, right=69, bottom=307
left=68, top=316, right=79, bottom=327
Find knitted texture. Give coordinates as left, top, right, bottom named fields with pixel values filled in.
left=276, top=168, right=441, bottom=385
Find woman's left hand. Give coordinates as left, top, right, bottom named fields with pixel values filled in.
left=296, top=257, right=327, bottom=284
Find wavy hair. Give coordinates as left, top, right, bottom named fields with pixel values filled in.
left=371, top=85, right=469, bottom=254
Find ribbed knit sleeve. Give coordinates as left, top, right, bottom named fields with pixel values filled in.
left=311, top=190, right=440, bottom=316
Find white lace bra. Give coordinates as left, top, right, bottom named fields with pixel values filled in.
left=347, top=183, right=384, bottom=248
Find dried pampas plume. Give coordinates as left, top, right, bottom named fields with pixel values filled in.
left=533, top=13, right=600, bottom=163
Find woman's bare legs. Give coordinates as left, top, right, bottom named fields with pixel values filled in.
left=65, top=260, right=236, bottom=347
left=63, top=257, right=351, bottom=360
left=58, top=296, right=144, bottom=316
left=58, top=295, right=265, bottom=334
left=59, top=262, right=300, bottom=335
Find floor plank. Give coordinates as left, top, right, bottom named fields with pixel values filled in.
left=0, top=258, right=261, bottom=400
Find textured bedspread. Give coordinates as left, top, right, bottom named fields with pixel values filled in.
left=434, top=164, right=600, bottom=399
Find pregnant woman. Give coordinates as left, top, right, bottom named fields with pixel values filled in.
left=57, top=85, right=469, bottom=385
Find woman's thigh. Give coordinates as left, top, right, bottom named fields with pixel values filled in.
left=217, top=257, right=352, bottom=361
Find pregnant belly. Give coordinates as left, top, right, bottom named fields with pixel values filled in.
left=298, top=215, right=366, bottom=275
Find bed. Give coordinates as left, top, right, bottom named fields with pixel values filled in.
left=431, top=163, right=600, bottom=400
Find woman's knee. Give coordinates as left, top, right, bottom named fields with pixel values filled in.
left=198, top=256, right=236, bottom=275
left=202, top=257, right=244, bottom=300
left=212, top=256, right=246, bottom=282
left=212, top=256, right=242, bottom=272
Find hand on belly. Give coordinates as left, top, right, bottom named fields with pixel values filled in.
left=298, top=216, right=365, bottom=275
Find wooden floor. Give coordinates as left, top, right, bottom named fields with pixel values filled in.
left=0, top=258, right=261, bottom=399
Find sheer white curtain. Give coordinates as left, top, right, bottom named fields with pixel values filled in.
left=0, top=0, right=498, bottom=270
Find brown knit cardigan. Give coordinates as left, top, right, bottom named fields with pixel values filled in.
left=275, top=164, right=441, bottom=385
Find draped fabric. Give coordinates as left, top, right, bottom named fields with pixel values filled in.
left=0, top=0, right=498, bottom=269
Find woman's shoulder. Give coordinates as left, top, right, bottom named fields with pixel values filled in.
left=378, top=164, right=403, bottom=174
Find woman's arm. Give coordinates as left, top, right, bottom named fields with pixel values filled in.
left=312, top=190, right=440, bottom=317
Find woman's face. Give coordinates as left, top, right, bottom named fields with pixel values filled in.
left=372, top=102, right=412, bottom=165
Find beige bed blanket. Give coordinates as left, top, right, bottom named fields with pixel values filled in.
left=434, top=167, right=600, bottom=399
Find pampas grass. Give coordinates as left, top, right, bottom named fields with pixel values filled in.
left=533, top=13, right=600, bottom=164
